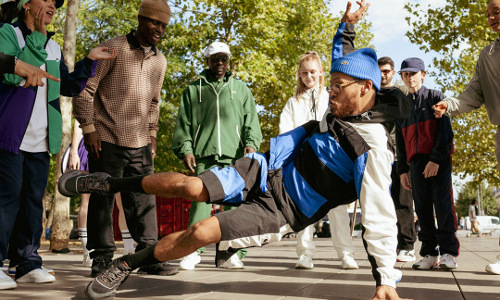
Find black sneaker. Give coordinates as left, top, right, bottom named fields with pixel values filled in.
left=91, top=256, right=112, bottom=278
left=137, top=262, right=179, bottom=276
left=84, top=258, right=132, bottom=299
left=58, top=170, right=111, bottom=197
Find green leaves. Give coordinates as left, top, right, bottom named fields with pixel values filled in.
left=406, top=0, right=500, bottom=185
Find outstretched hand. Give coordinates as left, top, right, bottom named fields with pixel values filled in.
left=432, top=101, right=448, bottom=118
left=372, top=286, right=413, bottom=300
left=341, top=0, right=370, bottom=24
left=87, top=47, right=118, bottom=61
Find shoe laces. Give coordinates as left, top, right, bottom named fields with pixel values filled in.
left=101, top=261, right=129, bottom=284
left=80, top=174, right=108, bottom=193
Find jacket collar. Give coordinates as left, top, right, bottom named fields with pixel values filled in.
left=17, top=21, right=54, bottom=41
left=126, top=30, right=158, bottom=55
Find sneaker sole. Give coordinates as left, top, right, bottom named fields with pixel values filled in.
left=58, top=170, right=83, bottom=197
left=85, top=281, right=116, bottom=299
left=439, top=264, right=457, bottom=270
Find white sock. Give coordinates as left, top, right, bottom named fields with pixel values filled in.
left=121, top=230, right=135, bottom=253
left=79, top=228, right=88, bottom=254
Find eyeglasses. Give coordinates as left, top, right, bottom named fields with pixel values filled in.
left=326, top=80, right=360, bottom=93
left=380, top=69, right=393, bottom=74
left=209, top=55, right=229, bottom=64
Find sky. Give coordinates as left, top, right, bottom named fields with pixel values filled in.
left=330, top=0, right=449, bottom=91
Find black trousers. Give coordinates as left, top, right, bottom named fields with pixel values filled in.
left=410, top=154, right=459, bottom=257
left=87, top=142, right=156, bottom=258
left=391, top=163, right=416, bottom=250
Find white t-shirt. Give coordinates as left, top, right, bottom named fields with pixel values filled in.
left=468, top=204, right=477, bottom=221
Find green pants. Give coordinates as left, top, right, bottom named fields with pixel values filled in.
left=189, top=156, right=247, bottom=259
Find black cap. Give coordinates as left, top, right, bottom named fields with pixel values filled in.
left=55, top=0, right=65, bottom=8
left=399, top=57, right=425, bottom=74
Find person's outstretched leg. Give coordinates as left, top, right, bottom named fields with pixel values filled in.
left=84, top=216, right=221, bottom=299
left=59, top=171, right=209, bottom=203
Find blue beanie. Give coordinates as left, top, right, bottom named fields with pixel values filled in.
left=330, top=48, right=381, bottom=92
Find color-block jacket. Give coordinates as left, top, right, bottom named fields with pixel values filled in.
left=0, top=21, right=97, bottom=154
left=396, top=86, right=454, bottom=175
left=172, top=69, right=262, bottom=160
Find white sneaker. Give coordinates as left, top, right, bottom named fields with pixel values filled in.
left=82, top=252, right=92, bottom=268
left=341, top=254, right=359, bottom=269
left=221, top=254, right=244, bottom=269
left=8, top=266, right=55, bottom=277
left=485, top=257, right=500, bottom=275
left=179, top=252, right=201, bottom=270
left=0, top=271, right=16, bottom=290
left=295, top=255, right=314, bottom=269
left=397, top=249, right=416, bottom=262
left=412, top=255, right=439, bottom=270
left=16, top=268, right=56, bottom=283
left=439, top=254, right=458, bottom=269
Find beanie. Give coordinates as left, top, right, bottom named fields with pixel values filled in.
left=330, top=48, right=381, bottom=92
left=138, top=0, right=171, bottom=24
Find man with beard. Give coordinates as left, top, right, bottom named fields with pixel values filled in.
left=61, top=48, right=410, bottom=300
left=72, top=0, right=179, bottom=278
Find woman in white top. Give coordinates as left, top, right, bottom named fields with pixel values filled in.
left=279, top=51, right=358, bottom=270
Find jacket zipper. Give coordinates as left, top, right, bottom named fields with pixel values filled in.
left=193, top=124, right=201, bottom=148
left=202, top=78, right=231, bottom=157
left=236, top=124, right=244, bottom=147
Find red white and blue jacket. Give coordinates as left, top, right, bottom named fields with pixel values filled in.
left=395, top=86, right=454, bottom=174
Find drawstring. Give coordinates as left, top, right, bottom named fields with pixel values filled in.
left=199, top=78, right=202, bottom=103
left=311, top=88, right=317, bottom=120
left=230, top=77, right=233, bottom=100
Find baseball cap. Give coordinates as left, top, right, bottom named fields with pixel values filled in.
left=399, top=57, right=425, bottom=73
left=205, top=42, right=231, bottom=58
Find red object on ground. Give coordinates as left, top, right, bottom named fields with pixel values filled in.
left=113, top=196, right=191, bottom=240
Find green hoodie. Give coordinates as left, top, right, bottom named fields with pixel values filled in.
left=172, top=69, right=262, bottom=160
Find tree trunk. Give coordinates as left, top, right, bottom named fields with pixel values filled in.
left=49, top=0, right=80, bottom=251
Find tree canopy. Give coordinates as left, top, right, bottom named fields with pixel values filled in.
left=455, top=181, right=498, bottom=218
left=70, top=0, right=373, bottom=171
left=405, top=0, right=500, bottom=185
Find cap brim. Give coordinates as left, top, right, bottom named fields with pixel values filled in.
left=398, top=67, right=423, bottom=74
left=56, top=0, right=65, bottom=9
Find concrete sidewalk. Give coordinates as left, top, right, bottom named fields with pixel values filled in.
left=2, top=231, right=500, bottom=300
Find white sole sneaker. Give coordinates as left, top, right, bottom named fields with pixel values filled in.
left=179, top=252, right=201, bottom=270
left=16, top=268, right=56, bottom=283
left=221, top=254, right=244, bottom=269
left=0, top=272, right=16, bottom=290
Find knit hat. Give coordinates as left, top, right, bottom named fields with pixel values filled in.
left=399, top=57, right=425, bottom=73
left=330, top=48, right=381, bottom=92
left=138, top=0, right=171, bottom=24
left=205, top=42, right=231, bottom=58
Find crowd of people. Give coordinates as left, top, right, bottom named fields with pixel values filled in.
left=2, top=0, right=500, bottom=299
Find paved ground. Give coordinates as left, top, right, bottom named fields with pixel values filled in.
left=2, top=230, right=500, bottom=300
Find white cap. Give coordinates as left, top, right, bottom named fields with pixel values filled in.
left=205, top=42, right=231, bottom=58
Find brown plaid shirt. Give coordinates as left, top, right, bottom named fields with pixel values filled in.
left=73, top=31, right=166, bottom=148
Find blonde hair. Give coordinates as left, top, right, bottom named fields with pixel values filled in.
left=295, top=51, right=325, bottom=100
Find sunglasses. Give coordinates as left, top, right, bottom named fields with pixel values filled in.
left=210, top=55, right=229, bottom=64
left=380, top=69, right=393, bottom=74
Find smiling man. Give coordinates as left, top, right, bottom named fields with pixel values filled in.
left=171, top=41, right=262, bottom=270
left=60, top=47, right=411, bottom=300
left=72, top=0, right=179, bottom=278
